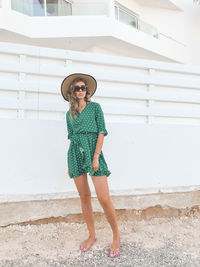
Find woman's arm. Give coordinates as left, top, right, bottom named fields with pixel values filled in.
left=67, top=140, right=71, bottom=176
left=66, top=112, right=73, bottom=140
left=94, top=133, right=104, bottom=156
left=92, top=103, right=108, bottom=172
left=92, top=133, right=104, bottom=172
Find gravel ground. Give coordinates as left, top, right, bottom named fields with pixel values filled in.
left=0, top=214, right=200, bottom=267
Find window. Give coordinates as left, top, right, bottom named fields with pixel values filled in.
left=11, top=0, right=72, bottom=16
left=115, top=5, right=138, bottom=29
left=46, top=0, right=72, bottom=16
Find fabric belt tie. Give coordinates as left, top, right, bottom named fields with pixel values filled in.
left=69, top=132, right=98, bottom=176
left=71, top=134, right=85, bottom=160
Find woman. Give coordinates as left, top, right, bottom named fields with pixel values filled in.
left=61, top=73, right=120, bottom=258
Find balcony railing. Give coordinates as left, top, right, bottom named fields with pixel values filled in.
left=138, top=19, right=159, bottom=38
left=10, top=0, right=108, bottom=17
left=10, top=0, right=158, bottom=38
left=11, top=0, right=72, bottom=16
left=115, top=5, right=159, bottom=39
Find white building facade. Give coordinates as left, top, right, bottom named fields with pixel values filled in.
left=0, top=0, right=200, bottom=64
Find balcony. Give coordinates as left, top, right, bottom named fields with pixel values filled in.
left=115, top=5, right=159, bottom=39
left=0, top=0, right=186, bottom=63
left=10, top=0, right=159, bottom=39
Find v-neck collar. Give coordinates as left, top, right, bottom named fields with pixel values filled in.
left=78, top=102, right=91, bottom=114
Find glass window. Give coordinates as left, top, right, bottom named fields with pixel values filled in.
left=11, top=0, right=33, bottom=16
left=114, top=6, right=118, bottom=20
left=119, top=8, right=138, bottom=28
left=115, top=6, right=138, bottom=28
left=33, top=0, right=45, bottom=16
left=11, top=0, right=72, bottom=16
left=46, top=0, right=72, bottom=16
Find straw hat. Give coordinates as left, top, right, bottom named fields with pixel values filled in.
left=61, top=73, right=97, bottom=102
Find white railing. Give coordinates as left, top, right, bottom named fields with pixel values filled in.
left=159, top=33, right=186, bottom=47
left=138, top=19, right=159, bottom=38
left=115, top=5, right=159, bottom=38
left=11, top=0, right=72, bottom=16
left=10, top=0, right=108, bottom=16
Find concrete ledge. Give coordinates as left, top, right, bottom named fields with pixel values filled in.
left=1, top=188, right=200, bottom=227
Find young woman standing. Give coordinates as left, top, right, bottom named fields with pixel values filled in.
left=61, top=73, right=120, bottom=258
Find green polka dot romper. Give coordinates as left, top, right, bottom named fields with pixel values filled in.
left=66, top=101, right=111, bottom=179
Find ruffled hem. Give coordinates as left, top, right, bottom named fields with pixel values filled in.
left=69, top=155, right=111, bottom=178
left=69, top=168, right=111, bottom=178
left=89, top=169, right=111, bottom=177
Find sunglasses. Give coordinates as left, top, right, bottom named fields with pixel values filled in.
left=73, top=85, right=87, bottom=92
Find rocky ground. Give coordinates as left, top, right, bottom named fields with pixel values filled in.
left=0, top=214, right=199, bottom=267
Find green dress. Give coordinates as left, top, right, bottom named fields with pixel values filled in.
left=66, top=101, right=111, bottom=179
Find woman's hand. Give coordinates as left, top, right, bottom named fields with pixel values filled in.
left=68, top=168, right=70, bottom=176
left=92, top=155, right=99, bottom=172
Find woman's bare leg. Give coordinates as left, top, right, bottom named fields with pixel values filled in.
left=73, top=173, right=96, bottom=250
left=91, top=175, right=120, bottom=256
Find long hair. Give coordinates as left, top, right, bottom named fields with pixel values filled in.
left=67, top=77, right=91, bottom=119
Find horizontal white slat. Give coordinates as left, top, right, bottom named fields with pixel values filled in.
left=100, top=89, right=200, bottom=104
left=0, top=99, right=67, bottom=112
left=1, top=62, right=200, bottom=90
left=0, top=79, right=60, bottom=93
left=1, top=42, right=200, bottom=74
left=1, top=98, right=200, bottom=118
left=1, top=85, right=200, bottom=106
left=1, top=79, right=200, bottom=104
left=103, top=104, right=200, bottom=118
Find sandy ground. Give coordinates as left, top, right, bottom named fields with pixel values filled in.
left=0, top=214, right=200, bottom=266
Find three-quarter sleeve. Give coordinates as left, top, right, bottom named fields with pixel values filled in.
left=95, top=103, right=108, bottom=136
left=66, top=112, right=73, bottom=140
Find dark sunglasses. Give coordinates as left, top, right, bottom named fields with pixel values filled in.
left=73, top=85, right=87, bottom=92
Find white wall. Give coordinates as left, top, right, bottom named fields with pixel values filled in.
left=0, top=42, right=200, bottom=198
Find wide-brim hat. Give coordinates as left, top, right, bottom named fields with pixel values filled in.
left=61, top=73, right=97, bottom=102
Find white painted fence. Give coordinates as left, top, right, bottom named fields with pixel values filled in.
left=0, top=42, right=200, bottom=200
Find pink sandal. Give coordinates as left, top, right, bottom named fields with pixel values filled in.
left=108, top=237, right=121, bottom=258
left=80, top=238, right=97, bottom=252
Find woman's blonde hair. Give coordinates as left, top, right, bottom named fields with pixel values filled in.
left=67, top=77, right=91, bottom=119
